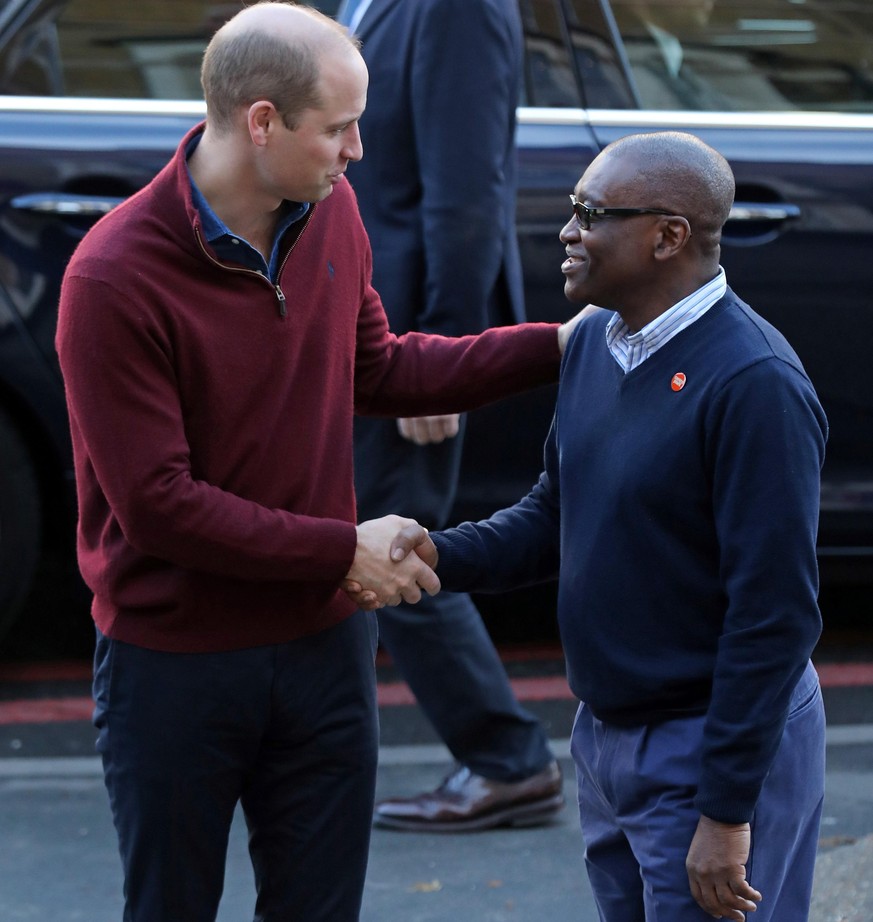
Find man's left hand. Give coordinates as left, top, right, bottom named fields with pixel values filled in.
left=686, top=816, right=762, bottom=920
left=397, top=414, right=460, bottom=445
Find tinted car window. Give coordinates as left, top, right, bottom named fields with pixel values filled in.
left=519, top=0, right=581, bottom=107
left=598, top=0, right=873, bottom=112
left=561, top=0, right=637, bottom=108
left=0, top=0, right=337, bottom=99
left=519, top=0, right=636, bottom=108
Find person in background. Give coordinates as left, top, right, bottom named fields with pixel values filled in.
left=339, top=0, right=563, bottom=833
left=55, top=3, right=583, bottom=919
left=381, top=131, right=828, bottom=921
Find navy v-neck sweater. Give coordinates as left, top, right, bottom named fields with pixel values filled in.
left=434, top=290, right=827, bottom=822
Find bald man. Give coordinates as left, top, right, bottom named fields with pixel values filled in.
left=391, top=131, right=828, bottom=921
left=55, top=3, right=580, bottom=919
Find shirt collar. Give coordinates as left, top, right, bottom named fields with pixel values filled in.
left=352, top=0, right=375, bottom=33
left=185, top=132, right=308, bottom=280
left=605, top=267, right=727, bottom=373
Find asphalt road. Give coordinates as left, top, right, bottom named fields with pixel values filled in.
left=1, top=628, right=872, bottom=922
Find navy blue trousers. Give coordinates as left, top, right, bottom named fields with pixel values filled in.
left=92, top=610, right=380, bottom=922
left=355, top=412, right=554, bottom=781
left=572, top=661, right=825, bottom=922
left=377, top=590, right=554, bottom=780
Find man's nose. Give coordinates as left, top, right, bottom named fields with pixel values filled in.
left=344, top=123, right=363, bottom=162
left=559, top=216, right=579, bottom=243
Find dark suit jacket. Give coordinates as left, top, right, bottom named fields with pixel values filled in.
left=346, top=0, right=525, bottom=336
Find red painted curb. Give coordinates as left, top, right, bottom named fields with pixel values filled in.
left=814, top=662, right=873, bottom=688
left=0, top=662, right=93, bottom=682
left=377, top=674, right=574, bottom=707
left=0, top=697, right=93, bottom=725
left=0, top=660, right=870, bottom=726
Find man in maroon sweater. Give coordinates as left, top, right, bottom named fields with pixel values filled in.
left=56, top=3, right=579, bottom=920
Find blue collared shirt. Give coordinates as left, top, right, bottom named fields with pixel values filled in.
left=186, top=134, right=308, bottom=283
left=605, top=267, right=727, bottom=373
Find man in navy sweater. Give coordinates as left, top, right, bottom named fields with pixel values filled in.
left=376, top=131, right=828, bottom=922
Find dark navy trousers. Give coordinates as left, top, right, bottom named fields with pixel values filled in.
left=572, top=661, right=825, bottom=922
left=355, top=411, right=554, bottom=782
left=92, top=610, right=380, bottom=922
left=377, top=590, right=554, bottom=781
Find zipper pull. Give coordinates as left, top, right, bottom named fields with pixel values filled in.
left=274, top=284, right=287, bottom=318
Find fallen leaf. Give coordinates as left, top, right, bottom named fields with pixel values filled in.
left=409, top=880, right=442, bottom=893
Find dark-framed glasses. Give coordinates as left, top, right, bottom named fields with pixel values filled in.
left=569, top=194, right=675, bottom=231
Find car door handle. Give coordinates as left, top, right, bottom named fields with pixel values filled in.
left=8, top=192, right=125, bottom=216
left=728, top=202, right=801, bottom=223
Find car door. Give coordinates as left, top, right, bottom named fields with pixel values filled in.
left=0, top=0, right=240, bottom=635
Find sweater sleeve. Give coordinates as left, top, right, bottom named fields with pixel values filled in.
left=433, top=422, right=562, bottom=592
left=352, top=283, right=562, bottom=417
left=57, top=274, right=358, bottom=584
left=695, top=357, right=827, bottom=823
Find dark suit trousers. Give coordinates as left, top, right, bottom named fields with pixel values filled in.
left=354, top=414, right=554, bottom=781
left=92, top=611, right=380, bottom=922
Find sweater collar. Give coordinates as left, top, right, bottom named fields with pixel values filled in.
left=183, top=130, right=309, bottom=281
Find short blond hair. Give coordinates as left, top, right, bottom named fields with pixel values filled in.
left=201, top=2, right=360, bottom=133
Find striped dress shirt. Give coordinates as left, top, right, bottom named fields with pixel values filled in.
left=605, top=267, right=727, bottom=372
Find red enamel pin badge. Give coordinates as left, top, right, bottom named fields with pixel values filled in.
left=671, top=372, right=687, bottom=392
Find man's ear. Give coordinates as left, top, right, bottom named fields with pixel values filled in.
left=247, top=100, right=278, bottom=147
left=653, top=216, right=692, bottom=260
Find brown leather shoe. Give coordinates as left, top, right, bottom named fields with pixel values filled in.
left=373, top=760, right=564, bottom=832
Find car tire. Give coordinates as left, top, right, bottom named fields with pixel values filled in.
left=0, top=404, right=42, bottom=641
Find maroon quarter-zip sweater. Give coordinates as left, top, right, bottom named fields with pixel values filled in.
left=56, top=124, right=561, bottom=652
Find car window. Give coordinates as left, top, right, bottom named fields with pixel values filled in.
left=519, top=0, right=581, bottom=107
left=560, top=0, right=636, bottom=108
left=0, top=0, right=337, bottom=99
left=599, top=0, right=873, bottom=112
left=520, top=0, right=635, bottom=108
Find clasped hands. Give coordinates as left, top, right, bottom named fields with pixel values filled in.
left=343, top=516, right=438, bottom=610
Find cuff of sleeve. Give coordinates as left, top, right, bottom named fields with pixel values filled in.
left=330, top=520, right=361, bottom=582
left=694, top=776, right=761, bottom=825
left=430, top=532, right=473, bottom=592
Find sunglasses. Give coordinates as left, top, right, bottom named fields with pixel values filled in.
left=569, top=194, right=675, bottom=231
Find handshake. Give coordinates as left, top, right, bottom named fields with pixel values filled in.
left=342, top=515, right=439, bottom=611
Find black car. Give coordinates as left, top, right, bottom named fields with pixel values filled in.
left=1, top=0, right=872, bottom=644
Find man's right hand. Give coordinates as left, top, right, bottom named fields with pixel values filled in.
left=344, top=516, right=440, bottom=609
left=389, top=522, right=438, bottom=569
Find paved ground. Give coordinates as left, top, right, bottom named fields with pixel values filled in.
left=1, top=630, right=872, bottom=920
left=812, top=834, right=873, bottom=922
